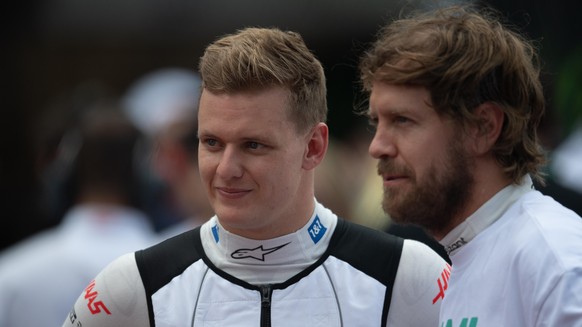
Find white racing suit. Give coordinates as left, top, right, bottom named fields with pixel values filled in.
left=63, top=201, right=448, bottom=326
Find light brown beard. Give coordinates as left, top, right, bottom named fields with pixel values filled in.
left=379, top=137, right=473, bottom=235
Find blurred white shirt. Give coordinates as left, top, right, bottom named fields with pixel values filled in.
left=0, top=204, right=157, bottom=327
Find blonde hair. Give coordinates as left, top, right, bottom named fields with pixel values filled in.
left=199, top=27, right=327, bottom=133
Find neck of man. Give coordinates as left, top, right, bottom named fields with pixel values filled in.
left=431, top=157, right=512, bottom=240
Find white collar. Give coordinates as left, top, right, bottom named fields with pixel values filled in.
left=440, top=175, right=534, bottom=256
left=200, top=200, right=337, bottom=284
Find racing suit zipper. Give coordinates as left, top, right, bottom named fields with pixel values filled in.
left=259, top=284, right=273, bottom=327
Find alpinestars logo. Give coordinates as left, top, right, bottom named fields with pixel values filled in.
left=231, top=242, right=290, bottom=261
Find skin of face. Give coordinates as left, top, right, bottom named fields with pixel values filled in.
left=197, top=86, right=328, bottom=239
left=368, top=82, right=474, bottom=238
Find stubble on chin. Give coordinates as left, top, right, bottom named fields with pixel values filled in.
left=380, top=142, right=473, bottom=236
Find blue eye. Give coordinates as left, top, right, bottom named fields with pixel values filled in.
left=248, top=142, right=260, bottom=149
left=205, top=139, right=217, bottom=147
left=393, top=115, right=413, bottom=124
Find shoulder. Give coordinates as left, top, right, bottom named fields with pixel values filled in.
left=521, top=189, right=582, bottom=224
left=395, top=239, right=449, bottom=302
left=510, top=191, right=582, bottom=270
left=398, top=239, right=450, bottom=281
left=327, top=218, right=403, bottom=285
left=136, top=227, right=204, bottom=295
left=331, top=217, right=403, bottom=247
left=387, top=239, right=449, bottom=326
left=0, top=228, right=59, bottom=268
left=62, top=253, right=150, bottom=327
left=0, top=228, right=62, bottom=291
left=330, top=218, right=403, bottom=255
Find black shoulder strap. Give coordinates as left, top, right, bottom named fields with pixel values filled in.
left=328, top=218, right=403, bottom=327
left=135, top=227, right=203, bottom=326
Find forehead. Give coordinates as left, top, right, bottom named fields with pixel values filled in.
left=369, top=82, right=432, bottom=115
left=198, top=87, right=297, bottom=138
left=199, top=86, right=289, bottom=113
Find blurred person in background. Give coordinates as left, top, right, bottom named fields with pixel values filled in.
left=122, top=68, right=214, bottom=239
left=0, top=98, right=158, bottom=327
left=359, top=5, right=582, bottom=325
left=314, top=135, right=369, bottom=220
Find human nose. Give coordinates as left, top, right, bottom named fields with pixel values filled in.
left=215, top=145, right=244, bottom=179
left=368, top=128, right=397, bottom=159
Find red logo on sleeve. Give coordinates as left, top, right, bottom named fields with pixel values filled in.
left=432, top=263, right=451, bottom=304
left=84, top=279, right=111, bottom=315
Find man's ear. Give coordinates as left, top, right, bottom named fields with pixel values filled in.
left=471, top=102, right=504, bottom=155
left=303, top=122, right=329, bottom=170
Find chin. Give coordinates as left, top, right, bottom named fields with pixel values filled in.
left=215, top=206, right=248, bottom=222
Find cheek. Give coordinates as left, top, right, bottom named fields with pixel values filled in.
left=197, top=156, right=215, bottom=182
left=422, top=139, right=457, bottom=173
left=405, top=139, right=444, bottom=174
left=261, top=156, right=300, bottom=187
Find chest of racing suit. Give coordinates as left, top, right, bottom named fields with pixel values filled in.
left=136, top=219, right=403, bottom=327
